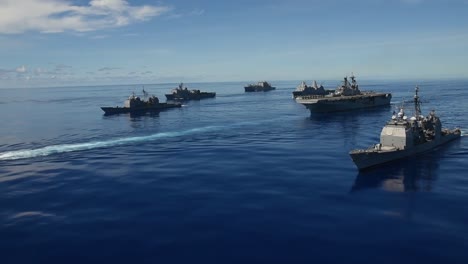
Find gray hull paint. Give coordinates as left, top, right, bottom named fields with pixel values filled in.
left=297, top=93, right=391, bottom=112
left=165, top=92, right=216, bottom=101
left=244, top=86, right=276, bottom=92
left=349, top=133, right=461, bottom=170
left=101, top=103, right=181, bottom=115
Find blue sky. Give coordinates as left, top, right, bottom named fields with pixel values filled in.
left=0, top=0, right=467, bottom=88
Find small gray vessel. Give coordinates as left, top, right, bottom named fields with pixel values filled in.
left=244, top=81, right=275, bottom=92
left=101, top=90, right=181, bottom=115
left=349, top=86, right=461, bottom=170
left=296, top=75, right=391, bottom=112
left=165, top=83, right=216, bottom=101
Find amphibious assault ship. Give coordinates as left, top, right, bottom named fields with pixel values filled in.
left=349, top=86, right=461, bottom=170
left=296, top=75, right=391, bottom=112
left=244, top=81, right=276, bottom=92
left=101, top=89, right=181, bottom=115
left=165, top=83, right=216, bottom=101
left=292, top=80, right=334, bottom=98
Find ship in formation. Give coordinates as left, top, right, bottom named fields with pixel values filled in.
left=295, top=75, right=392, bottom=112
left=292, top=80, right=334, bottom=98
left=244, top=81, right=276, bottom=92
left=165, top=83, right=216, bottom=101
left=349, top=86, right=461, bottom=170
left=101, top=89, right=181, bottom=115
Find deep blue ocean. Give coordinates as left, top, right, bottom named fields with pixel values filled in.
left=1, top=80, right=467, bottom=263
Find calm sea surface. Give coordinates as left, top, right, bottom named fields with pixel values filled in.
left=0, top=80, right=467, bottom=263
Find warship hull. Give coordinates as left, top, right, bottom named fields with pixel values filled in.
left=101, top=103, right=181, bottom=115
left=244, top=86, right=276, bottom=92
left=165, top=92, right=216, bottom=101
left=292, top=89, right=334, bottom=99
left=297, top=93, right=391, bottom=112
left=350, top=131, right=461, bottom=170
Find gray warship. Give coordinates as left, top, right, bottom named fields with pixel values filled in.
left=165, top=83, right=216, bottom=101
left=101, top=90, right=181, bottom=115
left=349, top=86, right=461, bottom=170
left=244, top=81, right=275, bottom=92
left=292, top=80, right=334, bottom=98
left=296, top=75, right=391, bottom=112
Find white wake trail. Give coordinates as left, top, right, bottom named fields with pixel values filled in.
left=0, top=125, right=223, bottom=161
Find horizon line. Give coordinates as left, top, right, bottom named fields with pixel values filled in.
left=1, top=76, right=468, bottom=89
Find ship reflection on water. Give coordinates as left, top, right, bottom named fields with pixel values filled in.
left=128, top=111, right=160, bottom=119
left=308, top=105, right=392, bottom=148
left=351, top=152, right=441, bottom=193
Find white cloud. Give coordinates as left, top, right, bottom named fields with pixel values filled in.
left=0, top=0, right=171, bottom=34
left=34, top=67, right=46, bottom=75
left=90, top=34, right=110, bottom=39
left=16, top=65, right=27, bottom=73
left=190, top=8, right=205, bottom=16
left=55, top=64, right=73, bottom=71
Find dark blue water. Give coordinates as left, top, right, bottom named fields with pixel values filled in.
left=1, top=80, right=467, bottom=263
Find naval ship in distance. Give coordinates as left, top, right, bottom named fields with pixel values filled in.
left=296, top=75, right=392, bottom=112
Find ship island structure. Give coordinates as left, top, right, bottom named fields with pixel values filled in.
left=292, top=80, right=334, bottom=99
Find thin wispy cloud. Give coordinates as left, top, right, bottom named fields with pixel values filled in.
left=122, top=33, right=140, bottom=37
left=34, top=68, right=49, bottom=75
left=98, top=67, right=120, bottom=72
left=55, top=64, right=73, bottom=71
left=190, top=8, right=205, bottom=16
left=15, top=65, right=27, bottom=73
left=0, top=63, right=76, bottom=82
left=166, top=8, right=205, bottom=20
left=0, top=0, right=171, bottom=34
left=90, top=35, right=110, bottom=39
left=400, top=0, right=424, bottom=4
left=0, top=68, right=13, bottom=78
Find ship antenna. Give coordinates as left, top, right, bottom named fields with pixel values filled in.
left=142, top=85, right=148, bottom=99
left=414, top=85, right=422, bottom=119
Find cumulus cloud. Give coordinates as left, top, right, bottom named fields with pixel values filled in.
left=0, top=65, right=29, bottom=79
left=0, top=0, right=171, bottom=34
left=0, top=63, right=76, bottom=81
left=55, top=64, right=73, bottom=72
left=16, top=65, right=27, bottom=73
